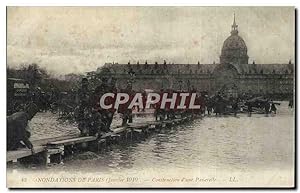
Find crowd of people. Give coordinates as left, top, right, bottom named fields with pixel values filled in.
left=7, top=76, right=294, bottom=152
left=204, top=92, right=286, bottom=116
left=74, top=78, right=204, bottom=138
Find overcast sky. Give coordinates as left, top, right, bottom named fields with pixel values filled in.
left=7, top=6, right=295, bottom=75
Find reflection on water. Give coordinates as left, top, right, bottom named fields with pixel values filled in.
left=53, top=103, right=294, bottom=175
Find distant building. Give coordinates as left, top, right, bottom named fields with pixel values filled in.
left=91, top=15, right=294, bottom=99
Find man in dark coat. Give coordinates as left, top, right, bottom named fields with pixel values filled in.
left=93, top=77, right=114, bottom=133
left=77, top=77, right=93, bottom=136
left=264, top=101, right=270, bottom=115
left=232, top=98, right=239, bottom=116
left=289, top=98, right=293, bottom=108
left=105, top=77, right=117, bottom=130
left=119, top=82, right=134, bottom=126
left=7, top=103, right=39, bottom=153
left=244, top=101, right=253, bottom=116
left=270, top=102, right=277, bottom=114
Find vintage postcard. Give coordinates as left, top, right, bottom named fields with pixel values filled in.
left=6, top=6, right=295, bottom=188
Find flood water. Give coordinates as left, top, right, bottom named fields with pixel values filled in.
left=52, top=102, right=294, bottom=181
left=8, top=102, right=294, bottom=187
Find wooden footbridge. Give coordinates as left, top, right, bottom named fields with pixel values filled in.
left=7, top=115, right=197, bottom=167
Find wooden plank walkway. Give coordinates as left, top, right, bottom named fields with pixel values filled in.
left=7, top=146, right=45, bottom=162
left=48, top=136, right=97, bottom=146
left=173, top=119, right=182, bottom=123
left=112, top=126, right=127, bottom=134
left=100, top=126, right=127, bottom=139
left=127, top=123, right=149, bottom=129
left=146, top=121, right=162, bottom=125
left=132, top=129, right=143, bottom=133
left=32, top=133, right=80, bottom=146
left=163, top=120, right=174, bottom=124
left=7, top=116, right=194, bottom=165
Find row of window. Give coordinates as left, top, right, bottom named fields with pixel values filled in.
left=112, top=68, right=293, bottom=75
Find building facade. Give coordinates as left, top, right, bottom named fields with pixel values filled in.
left=92, top=16, right=294, bottom=99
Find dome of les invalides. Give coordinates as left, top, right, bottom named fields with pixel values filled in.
left=220, top=14, right=249, bottom=65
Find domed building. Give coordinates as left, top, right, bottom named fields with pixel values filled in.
left=91, top=15, right=294, bottom=100
left=220, top=14, right=249, bottom=65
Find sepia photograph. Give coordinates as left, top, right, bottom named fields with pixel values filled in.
left=6, top=6, right=295, bottom=188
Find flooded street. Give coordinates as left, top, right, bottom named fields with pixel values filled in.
left=8, top=102, right=295, bottom=187
left=7, top=6, right=295, bottom=188
left=48, top=102, right=294, bottom=185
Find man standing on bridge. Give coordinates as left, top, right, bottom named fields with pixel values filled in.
left=77, top=77, right=93, bottom=136
left=119, top=81, right=134, bottom=126
left=7, top=103, right=39, bottom=154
